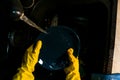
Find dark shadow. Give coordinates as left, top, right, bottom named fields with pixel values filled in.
left=0, top=0, right=114, bottom=80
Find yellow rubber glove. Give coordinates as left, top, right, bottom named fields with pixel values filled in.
left=64, top=48, right=81, bottom=80
left=12, top=40, right=42, bottom=80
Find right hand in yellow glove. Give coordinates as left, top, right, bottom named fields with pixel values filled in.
left=64, top=48, right=81, bottom=80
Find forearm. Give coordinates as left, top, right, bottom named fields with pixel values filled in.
left=12, top=68, right=34, bottom=80
left=66, top=71, right=81, bottom=80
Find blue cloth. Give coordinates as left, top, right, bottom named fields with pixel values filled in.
left=91, top=73, right=120, bottom=80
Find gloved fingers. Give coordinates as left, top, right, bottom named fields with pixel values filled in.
left=67, top=48, right=74, bottom=55
left=26, top=40, right=42, bottom=53
left=26, top=44, right=34, bottom=53
left=21, top=40, right=42, bottom=72
left=64, top=48, right=80, bottom=76
left=30, top=40, right=42, bottom=63
left=67, top=48, right=78, bottom=63
left=33, top=40, right=42, bottom=53
left=32, top=40, right=42, bottom=61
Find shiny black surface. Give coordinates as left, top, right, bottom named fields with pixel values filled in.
left=0, top=0, right=118, bottom=80
left=36, top=26, right=80, bottom=70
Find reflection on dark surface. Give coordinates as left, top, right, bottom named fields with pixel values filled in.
left=0, top=0, right=114, bottom=80
left=34, top=64, right=66, bottom=80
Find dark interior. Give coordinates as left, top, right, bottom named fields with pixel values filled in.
left=0, top=0, right=117, bottom=80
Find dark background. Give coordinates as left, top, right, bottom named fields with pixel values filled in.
left=0, top=0, right=118, bottom=80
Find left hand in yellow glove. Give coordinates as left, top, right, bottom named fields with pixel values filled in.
left=13, top=40, right=42, bottom=80
left=64, top=48, right=81, bottom=80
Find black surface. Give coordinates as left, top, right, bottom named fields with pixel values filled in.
left=0, top=0, right=118, bottom=80
left=36, top=26, right=80, bottom=70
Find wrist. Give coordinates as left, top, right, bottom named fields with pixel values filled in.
left=13, top=67, right=34, bottom=80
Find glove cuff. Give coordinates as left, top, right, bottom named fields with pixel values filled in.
left=13, top=67, right=34, bottom=80
left=66, top=71, right=81, bottom=80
